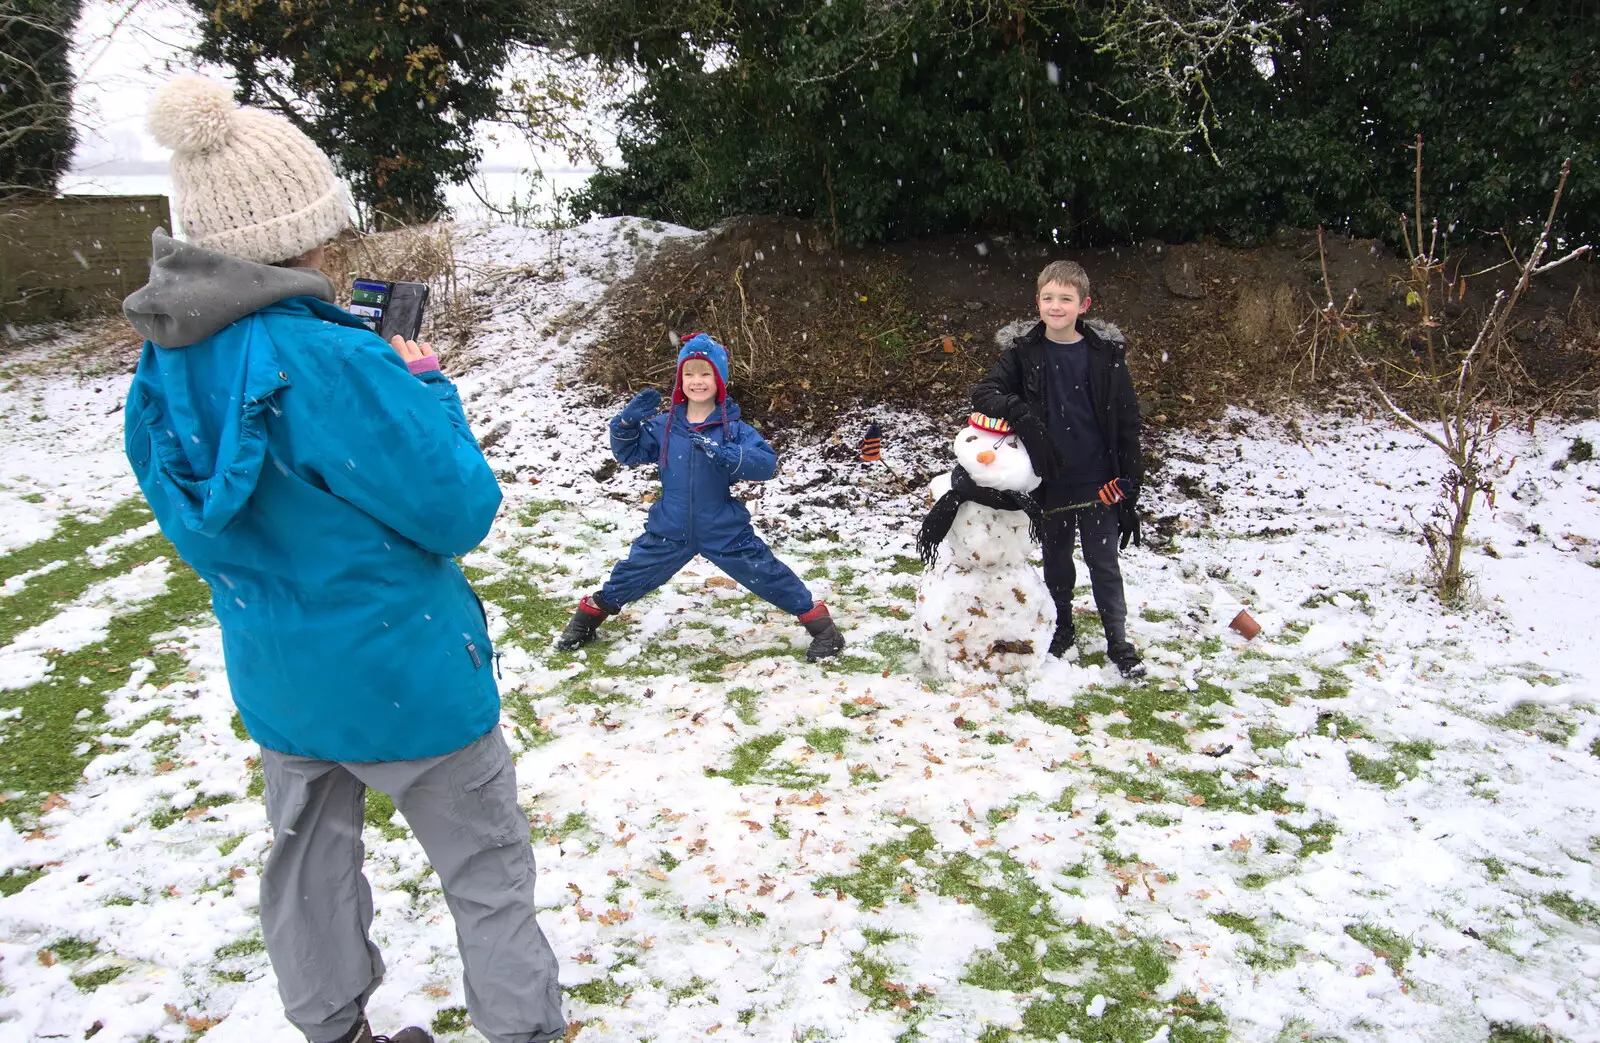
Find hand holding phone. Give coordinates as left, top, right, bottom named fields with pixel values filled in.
left=389, top=334, right=432, bottom=363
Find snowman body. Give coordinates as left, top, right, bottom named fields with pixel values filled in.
left=915, top=418, right=1055, bottom=680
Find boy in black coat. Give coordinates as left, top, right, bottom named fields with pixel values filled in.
left=971, top=260, right=1147, bottom=678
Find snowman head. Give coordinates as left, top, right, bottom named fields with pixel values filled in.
left=952, top=414, right=1041, bottom=493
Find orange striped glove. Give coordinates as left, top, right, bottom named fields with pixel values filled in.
left=1098, top=478, right=1132, bottom=505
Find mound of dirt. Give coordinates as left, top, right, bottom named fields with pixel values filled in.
left=584, top=216, right=1599, bottom=431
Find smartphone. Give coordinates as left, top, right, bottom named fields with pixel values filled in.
left=350, top=278, right=429, bottom=342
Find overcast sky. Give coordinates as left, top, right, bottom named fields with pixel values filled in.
left=69, top=0, right=599, bottom=176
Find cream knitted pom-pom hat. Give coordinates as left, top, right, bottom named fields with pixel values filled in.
left=148, top=76, right=348, bottom=264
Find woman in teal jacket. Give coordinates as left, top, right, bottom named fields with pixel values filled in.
left=121, top=75, right=562, bottom=1043
left=125, top=231, right=502, bottom=763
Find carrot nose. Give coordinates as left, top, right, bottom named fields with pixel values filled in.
left=976, top=450, right=996, bottom=465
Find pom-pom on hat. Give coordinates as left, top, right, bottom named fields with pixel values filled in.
left=148, top=75, right=348, bottom=265
left=968, top=413, right=1012, bottom=435
left=672, top=332, right=730, bottom=404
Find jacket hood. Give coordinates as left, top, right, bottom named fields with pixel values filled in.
left=1020, top=317, right=1126, bottom=347
left=124, top=228, right=336, bottom=348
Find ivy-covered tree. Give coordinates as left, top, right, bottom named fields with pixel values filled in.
left=186, top=0, right=540, bottom=225
left=0, top=0, right=82, bottom=200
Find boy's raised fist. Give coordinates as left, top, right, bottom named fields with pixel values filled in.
left=618, top=388, right=662, bottom=426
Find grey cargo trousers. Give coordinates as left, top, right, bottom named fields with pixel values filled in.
left=259, top=727, right=563, bottom=1043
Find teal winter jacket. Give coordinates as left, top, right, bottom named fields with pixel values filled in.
left=122, top=231, right=502, bottom=763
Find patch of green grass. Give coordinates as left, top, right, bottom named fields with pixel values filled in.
left=431, top=1006, right=470, bottom=1034
left=0, top=543, right=212, bottom=822
left=889, top=555, right=923, bottom=575
left=1344, top=922, right=1413, bottom=975
left=561, top=685, right=626, bottom=710
left=705, top=733, right=826, bottom=789
left=518, top=500, right=567, bottom=524
left=568, top=978, right=627, bottom=1005
left=805, top=727, right=849, bottom=756
left=819, top=819, right=1225, bottom=1039
left=0, top=498, right=153, bottom=585
left=849, top=951, right=937, bottom=1025
left=1240, top=873, right=1273, bottom=890
left=0, top=867, right=44, bottom=896
left=1193, top=680, right=1233, bottom=706
left=1140, top=608, right=1177, bottom=623
left=0, top=530, right=171, bottom=648
left=1249, top=725, right=1294, bottom=750
left=1021, top=678, right=1197, bottom=749
left=1495, top=702, right=1577, bottom=744
left=49, top=937, right=98, bottom=962
left=1481, top=856, right=1509, bottom=881
left=1136, top=811, right=1177, bottom=828
left=726, top=687, right=760, bottom=726
left=1210, top=911, right=1266, bottom=943
left=1277, top=620, right=1311, bottom=645
left=214, top=934, right=264, bottom=959
left=848, top=764, right=882, bottom=786
left=868, top=632, right=918, bottom=671
left=364, top=790, right=408, bottom=841
left=217, top=835, right=245, bottom=857
left=1347, top=740, right=1433, bottom=790
left=668, top=975, right=713, bottom=1002
left=814, top=822, right=937, bottom=907
left=1488, top=1023, right=1563, bottom=1043
left=468, top=572, right=571, bottom=655
left=1164, top=767, right=1300, bottom=814
left=1540, top=891, right=1600, bottom=926
left=500, top=686, right=556, bottom=748
left=1242, top=942, right=1302, bottom=972
left=889, top=583, right=918, bottom=600
left=1276, top=818, right=1337, bottom=858
left=72, top=966, right=125, bottom=991
left=1247, top=673, right=1300, bottom=707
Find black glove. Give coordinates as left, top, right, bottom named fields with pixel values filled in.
left=1010, top=411, right=1064, bottom=482
left=1117, top=496, right=1142, bottom=549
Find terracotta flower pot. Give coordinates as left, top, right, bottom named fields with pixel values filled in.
left=1229, top=609, right=1262, bottom=640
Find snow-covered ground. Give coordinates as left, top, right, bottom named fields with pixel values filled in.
left=1, top=218, right=1598, bottom=1043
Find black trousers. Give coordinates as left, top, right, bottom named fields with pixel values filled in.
left=1040, top=481, right=1131, bottom=653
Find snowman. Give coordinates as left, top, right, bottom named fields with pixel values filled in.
left=914, top=413, right=1054, bottom=680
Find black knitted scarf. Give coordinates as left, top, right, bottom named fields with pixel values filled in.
left=917, top=465, right=1045, bottom=566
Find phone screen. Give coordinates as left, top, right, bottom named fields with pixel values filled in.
left=349, top=278, right=429, bottom=342
left=379, top=282, right=429, bottom=343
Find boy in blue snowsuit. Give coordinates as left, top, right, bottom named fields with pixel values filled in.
left=555, top=334, right=845, bottom=661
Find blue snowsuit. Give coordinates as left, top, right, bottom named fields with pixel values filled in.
left=600, top=338, right=814, bottom=616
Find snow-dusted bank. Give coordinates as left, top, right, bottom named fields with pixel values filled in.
left=1, top=218, right=1597, bottom=1043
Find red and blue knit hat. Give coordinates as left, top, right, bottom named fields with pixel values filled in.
left=673, top=332, right=730, bottom=405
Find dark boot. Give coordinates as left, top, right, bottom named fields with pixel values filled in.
left=1048, top=619, right=1077, bottom=658
left=336, top=1019, right=434, bottom=1043
left=554, top=594, right=614, bottom=651
left=1109, top=643, right=1146, bottom=679
left=798, top=602, right=845, bottom=661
